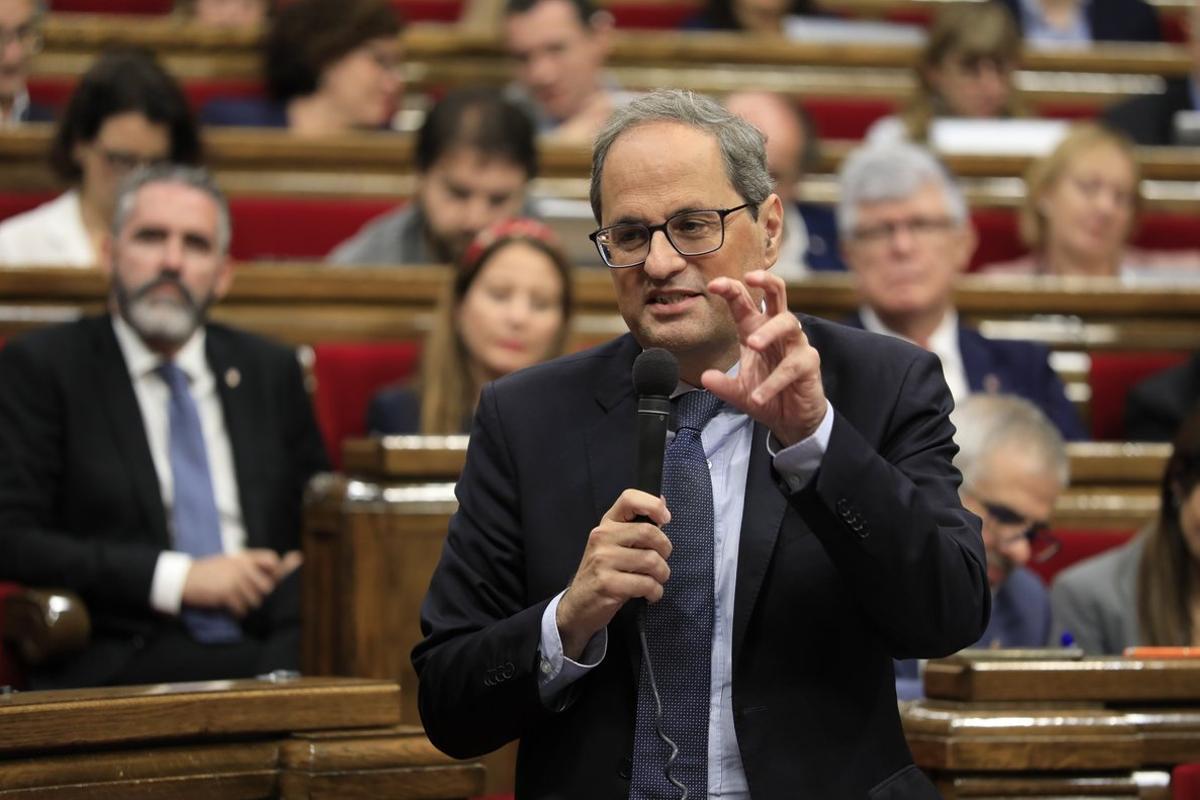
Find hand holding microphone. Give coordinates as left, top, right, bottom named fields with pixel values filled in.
left=555, top=349, right=678, bottom=661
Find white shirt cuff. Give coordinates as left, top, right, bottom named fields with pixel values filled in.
left=768, top=399, right=834, bottom=492
left=149, top=551, right=193, bottom=615
left=537, top=590, right=607, bottom=710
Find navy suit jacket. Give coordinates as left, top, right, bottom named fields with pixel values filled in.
left=0, top=316, right=329, bottom=687
left=846, top=315, right=1085, bottom=440
left=796, top=201, right=846, bottom=272
left=1103, top=78, right=1194, bottom=147
left=200, top=97, right=289, bottom=128
left=994, top=0, right=1161, bottom=42
left=366, top=384, right=423, bottom=435
left=896, top=566, right=1050, bottom=698
left=1125, top=353, right=1200, bottom=441
left=958, top=326, right=1086, bottom=440
left=413, top=321, right=989, bottom=798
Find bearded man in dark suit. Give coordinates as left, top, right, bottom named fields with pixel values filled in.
left=0, top=165, right=328, bottom=689
left=413, top=90, right=989, bottom=799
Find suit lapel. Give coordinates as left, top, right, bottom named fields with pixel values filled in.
left=93, top=316, right=170, bottom=546
left=958, top=327, right=991, bottom=393
left=731, top=315, right=837, bottom=660
left=205, top=326, right=264, bottom=546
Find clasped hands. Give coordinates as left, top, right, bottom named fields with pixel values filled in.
left=182, top=549, right=302, bottom=617
left=557, top=270, right=826, bottom=658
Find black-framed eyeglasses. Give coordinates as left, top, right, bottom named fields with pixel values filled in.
left=967, top=491, right=1061, bottom=564
left=98, top=148, right=169, bottom=174
left=0, top=24, right=42, bottom=54
left=850, top=216, right=956, bottom=246
left=588, top=203, right=751, bottom=269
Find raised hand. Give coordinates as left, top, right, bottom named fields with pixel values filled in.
left=702, top=269, right=827, bottom=447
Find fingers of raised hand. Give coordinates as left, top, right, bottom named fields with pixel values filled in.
left=748, top=342, right=822, bottom=407
left=744, top=270, right=788, bottom=317
left=746, top=311, right=803, bottom=355
left=708, top=276, right=762, bottom=331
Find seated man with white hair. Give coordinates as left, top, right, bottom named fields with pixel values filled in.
left=896, top=393, right=1069, bottom=699
left=837, top=138, right=1085, bottom=440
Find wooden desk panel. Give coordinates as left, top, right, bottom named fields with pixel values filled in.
left=0, top=678, right=484, bottom=799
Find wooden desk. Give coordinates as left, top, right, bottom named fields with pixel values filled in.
left=0, top=676, right=483, bottom=798
left=905, top=655, right=1200, bottom=798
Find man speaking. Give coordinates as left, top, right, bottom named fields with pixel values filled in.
left=413, top=90, right=989, bottom=798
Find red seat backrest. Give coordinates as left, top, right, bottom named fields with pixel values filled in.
left=1132, top=212, right=1200, bottom=251
left=610, top=1, right=700, bottom=28
left=311, top=341, right=423, bottom=468
left=1089, top=351, right=1190, bottom=440
left=1028, top=528, right=1137, bottom=586
left=968, top=208, right=1027, bottom=271
left=51, top=0, right=171, bottom=11
left=30, top=75, right=264, bottom=117
left=0, top=581, right=26, bottom=690
left=1175, top=764, right=1200, bottom=800
left=803, top=97, right=899, bottom=141
left=227, top=197, right=401, bottom=261
left=0, top=191, right=56, bottom=224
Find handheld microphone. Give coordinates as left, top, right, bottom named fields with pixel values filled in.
left=631, top=349, right=689, bottom=799
left=632, top=348, right=678, bottom=499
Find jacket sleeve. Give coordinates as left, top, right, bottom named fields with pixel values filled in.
left=790, top=348, right=991, bottom=659
left=411, top=382, right=555, bottom=759
left=0, top=337, right=161, bottom=613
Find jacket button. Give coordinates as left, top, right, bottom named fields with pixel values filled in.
left=618, top=756, right=632, bottom=779
left=501, top=661, right=515, bottom=679
left=836, top=498, right=850, bottom=514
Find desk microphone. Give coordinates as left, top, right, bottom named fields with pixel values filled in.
left=630, top=348, right=688, bottom=799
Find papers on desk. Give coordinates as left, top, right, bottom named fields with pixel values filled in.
left=930, top=118, right=1071, bottom=156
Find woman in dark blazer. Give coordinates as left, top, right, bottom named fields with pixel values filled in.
left=367, top=218, right=574, bottom=435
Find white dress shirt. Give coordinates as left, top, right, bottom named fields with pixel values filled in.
left=0, top=88, right=30, bottom=129
left=112, top=316, right=248, bottom=614
left=537, top=364, right=835, bottom=798
left=0, top=190, right=95, bottom=267
left=859, top=306, right=969, bottom=403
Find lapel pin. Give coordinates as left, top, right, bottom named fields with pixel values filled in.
left=225, top=367, right=241, bottom=389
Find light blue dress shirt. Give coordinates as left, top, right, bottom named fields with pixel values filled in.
left=537, top=371, right=834, bottom=799
left=1019, top=0, right=1092, bottom=47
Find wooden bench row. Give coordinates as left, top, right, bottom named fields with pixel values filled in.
left=22, top=16, right=1195, bottom=115
left=6, top=127, right=1200, bottom=217
left=2, top=266, right=1196, bottom=352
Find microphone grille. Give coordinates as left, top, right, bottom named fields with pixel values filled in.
left=632, top=348, right=679, bottom=398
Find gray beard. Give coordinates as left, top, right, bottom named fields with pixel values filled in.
left=115, top=275, right=211, bottom=351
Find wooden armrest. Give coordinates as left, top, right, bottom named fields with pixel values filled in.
left=2, top=589, right=91, bottom=666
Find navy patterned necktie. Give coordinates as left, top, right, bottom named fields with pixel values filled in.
left=631, top=389, right=724, bottom=799
left=158, top=362, right=242, bottom=644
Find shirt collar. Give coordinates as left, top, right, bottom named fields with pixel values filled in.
left=0, top=88, right=29, bottom=127
left=112, top=314, right=207, bottom=382
left=859, top=305, right=958, bottom=352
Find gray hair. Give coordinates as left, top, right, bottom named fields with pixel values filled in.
left=589, top=89, right=774, bottom=223
left=952, top=394, right=1070, bottom=489
left=836, top=140, right=968, bottom=237
left=112, top=164, right=232, bottom=256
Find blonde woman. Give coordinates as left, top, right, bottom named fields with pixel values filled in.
left=367, top=218, right=574, bottom=434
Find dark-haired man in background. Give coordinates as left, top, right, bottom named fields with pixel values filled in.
left=0, top=0, right=52, bottom=127
left=503, top=0, right=620, bottom=143
left=329, top=87, right=537, bottom=265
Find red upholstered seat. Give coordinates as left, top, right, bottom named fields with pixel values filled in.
left=31, top=75, right=264, bottom=116
left=311, top=341, right=423, bottom=468
left=0, top=191, right=56, bottom=224
left=968, top=208, right=1026, bottom=271
left=0, top=581, right=26, bottom=690
left=804, top=97, right=899, bottom=141
left=1175, top=764, right=1200, bottom=799
left=1028, top=528, right=1137, bottom=586
left=1089, top=352, right=1190, bottom=441
left=228, top=197, right=400, bottom=261
left=1132, top=212, right=1200, bottom=252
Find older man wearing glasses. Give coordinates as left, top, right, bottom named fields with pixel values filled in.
left=0, top=0, right=50, bottom=127
left=414, top=89, right=989, bottom=799
left=838, top=139, right=1086, bottom=442
left=895, top=393, right=1068, bottom=698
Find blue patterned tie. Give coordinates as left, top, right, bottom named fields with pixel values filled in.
left=158, top=362, right=242, bottom=644
left=631, top=389, right=723, bottom=799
